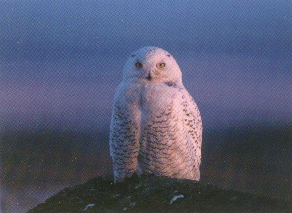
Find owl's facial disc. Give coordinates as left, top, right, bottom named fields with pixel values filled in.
left=124, top=46, right=182, bottom=84
left=135, top=60, right=167, bottom=82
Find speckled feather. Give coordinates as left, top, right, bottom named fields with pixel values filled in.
left=110, top=47, right=202, bottom=182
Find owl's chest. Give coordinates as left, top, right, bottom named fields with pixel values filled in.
left=140, top=84, right=176, bottom=114
left=121, top=82, right=177, bottom=114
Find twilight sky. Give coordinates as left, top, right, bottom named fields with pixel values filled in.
left=1, top=0, right=291, bottom=131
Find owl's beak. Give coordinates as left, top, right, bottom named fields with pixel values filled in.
left=146, top=73, right=152, bottom=81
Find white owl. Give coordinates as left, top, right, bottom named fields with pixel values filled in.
left=110, top=46, right=202, bottom=183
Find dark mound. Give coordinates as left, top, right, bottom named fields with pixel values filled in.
left=29, top=174, right=291, bottom=213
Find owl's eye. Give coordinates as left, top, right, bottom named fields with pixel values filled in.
left=135, top=62, right=143, bottom=68
left=157, top=63, right=166, bottom=69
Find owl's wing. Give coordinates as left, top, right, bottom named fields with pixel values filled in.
left=177, top=87, right=202, bottom=177
left=109, top=86, right=140, bottom=182
left=140, top=84, right=202, bottom=181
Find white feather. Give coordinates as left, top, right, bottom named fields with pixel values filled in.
left=110, top=47, right=202, bottom=182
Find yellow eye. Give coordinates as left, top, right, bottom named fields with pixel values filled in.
left=157, top=63, right=166, bottom=69
left=135, top=62, right=143, bottom=68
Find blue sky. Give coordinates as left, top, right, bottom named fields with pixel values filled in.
left=1, top=0, right=291, bottom=131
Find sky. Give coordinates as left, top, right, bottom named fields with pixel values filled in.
left=0, top=0, right=291, bottom=131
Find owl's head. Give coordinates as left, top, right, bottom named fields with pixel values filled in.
left=122, top=47, right=183, bottom=84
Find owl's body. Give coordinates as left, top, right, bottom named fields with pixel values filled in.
left=110, top=47, right=202, bottom=182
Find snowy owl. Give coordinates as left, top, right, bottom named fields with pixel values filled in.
left=110, top=46, right=202, bottom=183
